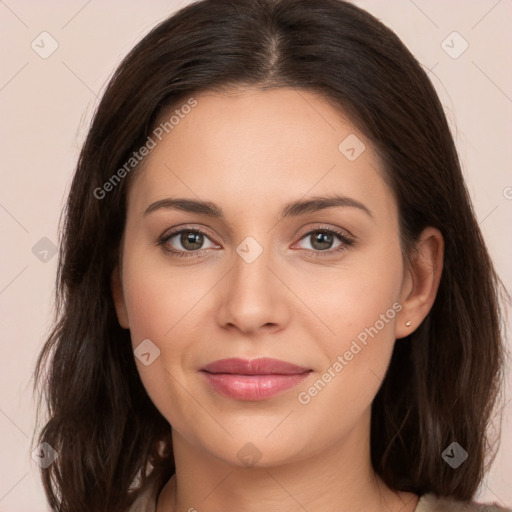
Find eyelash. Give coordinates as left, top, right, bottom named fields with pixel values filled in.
left=156, top=225, right=355, bottom=259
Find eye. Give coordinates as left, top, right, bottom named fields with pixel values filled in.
left=156, top=225, right=355, bottom=259
left=157, top=228, right=218, bottom=257
left=294, top=227, right=354, bottom=256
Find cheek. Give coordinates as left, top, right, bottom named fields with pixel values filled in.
left=301, top=239, right=404, bottom=401
left=122, top=251, right=214, bottom=343
left=120, top=248, right=218, bottom=421
left=303, top=241, right=404, bottom=347
left=294, top=276, right=402, bottom=440
left=121, top=264, right=196, bottom=427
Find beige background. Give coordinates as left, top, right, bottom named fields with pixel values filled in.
left=0, top=0, right=511, bottom=509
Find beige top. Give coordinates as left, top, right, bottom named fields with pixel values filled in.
left=127, top=486, right=512, bottom=512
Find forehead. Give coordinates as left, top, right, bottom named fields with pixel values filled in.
left=127, top=87, right=395, bottom=222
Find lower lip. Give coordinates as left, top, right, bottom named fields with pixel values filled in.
left=201, top=371, right=311, bottom=400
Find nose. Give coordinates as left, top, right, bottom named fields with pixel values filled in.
left=216, top=237, right=291, bottom=335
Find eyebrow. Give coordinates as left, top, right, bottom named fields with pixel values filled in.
left=143, top=194, right=373, bottom=219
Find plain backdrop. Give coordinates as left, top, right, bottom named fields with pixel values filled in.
left=0, top=1, right=511, bottom=510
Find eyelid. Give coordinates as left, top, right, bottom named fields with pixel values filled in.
left=294, top=223, right=354, bottom=243
left=159, top=224, right=218, bottom=242
left=157, top=225, right=220, bottom=252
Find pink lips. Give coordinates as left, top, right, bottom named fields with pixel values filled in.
left=200, top=358, right=312, bottom=401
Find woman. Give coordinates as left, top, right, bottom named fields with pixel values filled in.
left=34, top=0, right=510, bottom=511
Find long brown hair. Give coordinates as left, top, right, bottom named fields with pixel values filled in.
left=34, top=0, right=507, bottom=510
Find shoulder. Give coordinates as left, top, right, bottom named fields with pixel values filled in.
left=125, top=484, right=158, bottom=512
left=415, top=494, right=512, bottom=512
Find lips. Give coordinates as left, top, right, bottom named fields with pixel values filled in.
left=200, top=358, right=312, bottom=400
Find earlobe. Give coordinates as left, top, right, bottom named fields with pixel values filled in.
left=395, top=227, right=444, bottom=339
left=111, top=265, right=130, bottom=329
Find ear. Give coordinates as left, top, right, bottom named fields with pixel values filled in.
left=395, top=227, right=444, bottom=339
left=111, top=264, right=130, bottom=329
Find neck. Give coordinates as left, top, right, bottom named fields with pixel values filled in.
left=156, top=409, right=418, bottom=512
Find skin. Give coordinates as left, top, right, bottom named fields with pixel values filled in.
left=111, top=87, right=444, bottom=512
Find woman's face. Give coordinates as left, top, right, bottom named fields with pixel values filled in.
left=113, top=87, right=413, bottom=468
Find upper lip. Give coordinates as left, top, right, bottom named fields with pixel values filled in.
left=201, top=357, right=311, bottom=375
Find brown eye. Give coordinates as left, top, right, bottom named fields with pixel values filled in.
left=309, top=231, right=335, bottom=251
left=297, top=230, right=347, bottom=252
left=180, top=230, right=205, bottom=250
left=294, top=227, right=355, bottom=258
left=158, top=228, right=218, bottom=257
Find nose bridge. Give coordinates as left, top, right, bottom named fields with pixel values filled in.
left=233, top=234, right=272, bottom=289
left=217, top=233, right=287, bottom=332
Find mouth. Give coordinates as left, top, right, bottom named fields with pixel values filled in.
left=200, top=357, right=312, bottom=401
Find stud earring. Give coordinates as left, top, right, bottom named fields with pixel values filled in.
left=405, top=321, right=412, bottom=327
